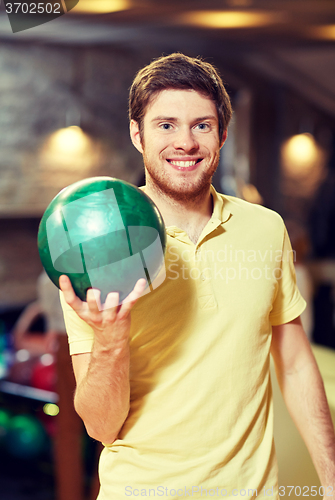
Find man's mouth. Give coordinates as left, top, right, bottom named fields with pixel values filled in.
left=167, top=158, right=202, bottom=169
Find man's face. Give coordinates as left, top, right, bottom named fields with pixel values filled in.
left=130, top=89, right=226, bottom=202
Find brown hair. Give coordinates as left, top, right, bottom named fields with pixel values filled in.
left=129, top=53, right=233, bottom=143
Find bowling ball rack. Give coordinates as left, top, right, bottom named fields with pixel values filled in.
left=0, top=379, right=58, bottom=403
left=0, top=379, right=55, bottom=498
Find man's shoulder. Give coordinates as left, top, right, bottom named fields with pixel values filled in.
left=218, top=192, right=283, bottom=227
left=218, top=193, right=282, bottom=221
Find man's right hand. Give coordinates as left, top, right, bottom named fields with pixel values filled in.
left=59, top=275, right=147, bottom=443
left=59, top=274, right=147, bottom=349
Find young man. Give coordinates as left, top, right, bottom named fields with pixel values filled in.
left=60, top=53, right=335, bottom=499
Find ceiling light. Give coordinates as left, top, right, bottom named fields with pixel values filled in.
left=39, top=125, right=98, bottom=176
left=282, top=133, right=319, bottom=170
left=281, top=133, right=326, bottom=197
left=310, top=25, right=335, bottom=40
left=69, top=0, right=131, bottom=14
left=48, top=126, right=90, bottom=155
left=176, top=11, right=285, bottom=29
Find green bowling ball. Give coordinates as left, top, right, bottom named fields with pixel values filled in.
left=6, top=414, right=46, bottom=459
left=37, top=177, right=166, bottom=303
left=0, top=408, right=11, bottom=446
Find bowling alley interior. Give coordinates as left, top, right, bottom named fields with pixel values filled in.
left=0, top=0, right=335, bottom=499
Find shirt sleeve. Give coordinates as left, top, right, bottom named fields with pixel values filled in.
left=269, top=224, right=307, bottom=326
left=59, top=291, right=94, bottom=355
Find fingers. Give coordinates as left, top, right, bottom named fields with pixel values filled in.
left=59, top=275, right=83, bottom=312
left=121, top=278, right=147, bottom=307
left=103, top=291, right=121, bottom=311
left=59, top=276, right=103, bottom=320
left=60, top=274, right=147, bottom=324
left=87, top=288, right=102, bottom=312
left=117, top=278, right=147, bottom=319
left=129, top=278, right=148, bottom=301
left=101, top=292, right=121, bottom=324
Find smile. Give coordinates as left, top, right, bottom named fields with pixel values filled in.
left=167, top=158, right=202, bottom=169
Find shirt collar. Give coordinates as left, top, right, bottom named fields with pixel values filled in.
left=210, top=185, right=232, bottom=224
left=139, top=184, right=231, bottom=238
left=165, top=186, right=232, bottom=241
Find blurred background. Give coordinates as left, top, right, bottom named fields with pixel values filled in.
left=0, top=0, right=334, bottom=499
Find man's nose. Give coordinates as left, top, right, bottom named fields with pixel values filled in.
left=173, top=127, right=199, bottom=152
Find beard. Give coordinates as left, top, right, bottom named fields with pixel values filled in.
left=143, top=150, right=220, bottom=204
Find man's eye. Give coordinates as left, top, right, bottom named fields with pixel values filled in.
left=160, top=123, right=172, bottom=130
left=196, top=123, right=209, bottom=130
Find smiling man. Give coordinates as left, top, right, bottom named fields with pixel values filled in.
left=60, top=53, right=335, bottom=499
left=130, top=88, right=224, bottom=244
left=132, top=89, right=223, bottom=200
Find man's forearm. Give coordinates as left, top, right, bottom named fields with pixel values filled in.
left=74, top=340, right=130, bottom=444
left=277, top=355, right=335, bottom=487
left=59, top=276, right=146, bottom=444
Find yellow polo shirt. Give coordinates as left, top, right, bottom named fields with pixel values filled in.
left=61, top=186, right=306, bottom=499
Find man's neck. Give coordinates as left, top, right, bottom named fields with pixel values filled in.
left=142, top=184, right=213, bottom=244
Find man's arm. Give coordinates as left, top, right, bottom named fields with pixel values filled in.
left=271, top=317, right=335, bottom=493
left=59, top=275, right=146, bottom=444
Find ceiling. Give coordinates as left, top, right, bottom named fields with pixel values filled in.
left=0, top=0, right=335, bottom=116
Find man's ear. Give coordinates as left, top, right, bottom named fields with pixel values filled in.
left=220, top=129, right=228, bottom=149
left=130, top=120, right=144, bottom=154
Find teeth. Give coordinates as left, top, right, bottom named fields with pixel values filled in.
left=169, top=160, right=197, bottom=167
